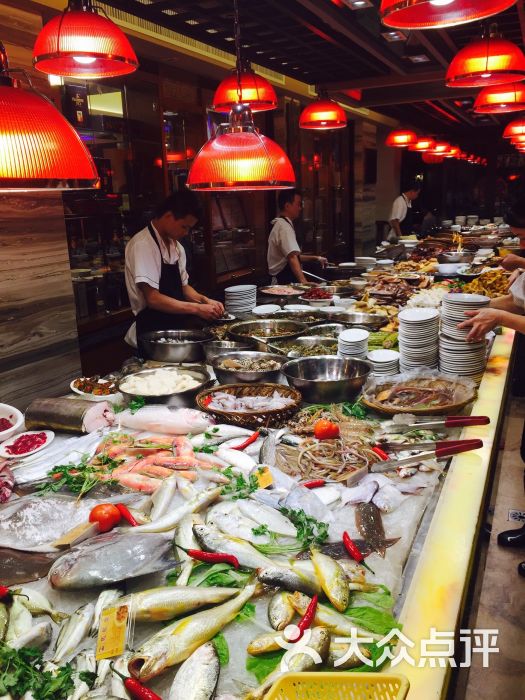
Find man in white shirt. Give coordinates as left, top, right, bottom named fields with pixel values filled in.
left=388, top=184, right=421, bottom=243
left=267, top=189, right=327, bottom=284
left=125, top=190, right=224, bottom=347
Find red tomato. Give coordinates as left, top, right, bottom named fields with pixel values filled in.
left=313, top=419, right=340, bottom=440
left=89, top=504, right=121, bottom=533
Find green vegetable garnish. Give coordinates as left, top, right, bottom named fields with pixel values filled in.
left=37, top=452, right=120, bottom=498
left=220, top=467, right=261, bottom=500
left=0, top=644, right=81, bottom=699
left=167, top=562, right=251, bottom=588
left=128, top=396, right=145, bottom=414
left=235, top=602, right=256, bottom=622
left=212, top=632, right=230, bottom=666
left=251, top=524, right=270, bottom=536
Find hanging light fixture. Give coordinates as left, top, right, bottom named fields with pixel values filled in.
left=187, top=1, right=294, bottom=191
left=409, top=137, right=436, bottom=152
left=422, top=152, right=445, bottom=164
left=33, top=0, right=138, bottom=79
left=429, top=141, right=451, bottom=154
left=213, top=64, right=277, bottom=112
left=474, top=82, right=525, bottom=113
left=510, top=134, right=525, bottom=144
left=299, top=92, right=347, bottom=130
left=380, top=0, right=517, bottom=30
left=445, top=145, right=461, bottom=157
left=0, top=43, right=98, bottom=191
left=446, top=26, right=525, bottom=88
left=385, top=128, right=417, bottom=147
left=503, top=118, right=525, bottom=138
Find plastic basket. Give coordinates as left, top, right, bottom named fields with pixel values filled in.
left=265, top=672, right=410, bottom=700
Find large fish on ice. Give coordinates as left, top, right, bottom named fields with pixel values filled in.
left=118, top=406, right=213, bottom=435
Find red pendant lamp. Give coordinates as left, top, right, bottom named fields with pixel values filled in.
left=187, top=103, right=295, bottom=191
left=474, top=82, right=525, bottom=113
left=0, top=43, right=98, bottom=191
left=446, top=28, right=525, bottom=88
left=33, top=0, right=138, bottom=79
left=511, top=134, right=525, bottom=144
left=299, top=95, right=347, bottom=130
left=422, top=152, right=445, bottom=164
left=429, top=141, right=451, bottom=154
left=503, top=118, right=525, bottom=138
left=386, top=128, right=417, bottom=147
left=213, top=66, right=277, bottom=113
left=409, top=137, right=436, bottom=152
left=380, top=0, right=517, bottom=30
left=445, top=145, right=461, bottom=158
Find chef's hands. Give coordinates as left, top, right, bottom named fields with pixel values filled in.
left=204, top=297, right=225, bottom=315
left=501, top=253, right=525, bottom=271
left=194, top=300, right=224, bottom=321
left=317, top=256, right=328, bottom=268
left=457, top=308, right=502, bottom=342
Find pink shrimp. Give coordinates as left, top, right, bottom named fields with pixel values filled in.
left=172, top=436, right=194, bottom=457
left=112, top=472, right=163, bottom=493
left=129, top=463, right=175, bottom=479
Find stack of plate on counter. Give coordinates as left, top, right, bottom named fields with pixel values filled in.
left=224, top=284, right=257, bottom=314
left=398, top=307, right=439, bottom=371
left=367, top=349, right=400, bottom=376
left=439, top=293, right=490, bottom=379
left=338, top=328, right=369, bottom=359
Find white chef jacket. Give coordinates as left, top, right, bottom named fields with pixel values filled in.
left=124, top=223, right=189, bottom=346
left=388, top=194, right=411, bottom=240
left=267, top=217, right=301, bottom=276
left=510, top=271, right=525, bottom=310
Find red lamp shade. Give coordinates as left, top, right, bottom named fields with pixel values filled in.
left=213, top=70, right=277, bottom=113
left=380, top=0, right=517, bottom=30
left=0, top=83, right=99, bottom=190
left=187, top=104, right=295, bottom=191
left=422, top=152, right=445, bottom=164
left=446, top=36, right=525, bottom=88
left=299, top=98, right=347, bottom=130
left=474, top=82, right=525, bottom=113
left=445, top=146, right=460, bottom=158
left=503, top=118, right=525, bottom=138
left=409, top=137, right=436, bottom=152
left=33, top=5, right=138, bottom=78
left=429, top=141, right=451, bottom=154
left=385, top=129, right=417, bottom=147
left=511, top=134, right=525, bottom=143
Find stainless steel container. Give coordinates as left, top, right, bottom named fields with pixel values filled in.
left=228, top=319, right=308, bottom=351
left=281, top=356, right=372, bottom=403
left=138, top=329, right=214, bottom=363
left=204, top=340, right=252, bottom=364
left=212, top=351, right=286, bottom=384
left=327, top=312, right=389, bottom=330
left=118, top=366, right=213, bottom=408
left=272, top=336, right=338, bottom=358
left=306, top=323, right=347, bottom=337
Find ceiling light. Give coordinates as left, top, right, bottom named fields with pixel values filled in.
left=382, top=30, right=407, bottom=42
left=0, top=42, right=98, bottom=190
left=503, top=119, right=525, bottom=138
left=407, top=54, right=430, bottom=63
left=33, top=0, right=138, bottom=79
left=429, top=141, right=451, bottom=154
left=185, top=19, right=200, bottom=25
left=409, top=137, right=436, bottom=151
left=342, top=0, right=373, bottom=9
left=206, top=28, right=219, bottom=34
left=380, top=0, right=517, bottom=30
left=213, top=67, right=277, bottom=112
left=386, top=129, right=417, bottom=147
left=510, top=134, right=525, bottom=144
left=422, top=152, right=445, bottom=164
left=299, top=97, right=347, bottom=130
left=474, top=82, right=525, bottom=113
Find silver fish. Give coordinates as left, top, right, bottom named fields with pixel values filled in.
left=91, top=588, right=123, bottom=635
left=193, top=524, right=275, bottom=570
left=236, top=500, right=297, bottom=538
left=17, top=587, right=69, bottom=623
left=328, top=640, right=371, bottom=669
left=48, top=531, right=177, bottom=589
left=149, top=476, right=178, bottom=521
left=190, top=425, right=252, bottom=448
left=7, top=621, right=52, bottom=651
left=5, top=597, right=32, bottom=642
left=174, top=514, right=201, bottom=586
left=132, top=487, right=222, bottom=533
left=168, top=642, right=220, bottom=700
left=268, top=591, right=295, bottom=631
left=206, top=502, right=270, bottom=545
left=53, top=603, right=95, bottom=663
left=257, top=565, right=321, bottom=596
left=118, top=585, right=238, bottom=622
left=94, top=658, right=112, bottom=688
left=111, top=653, right=132, bottom=699
left=70, top=651, right=96, bottom=700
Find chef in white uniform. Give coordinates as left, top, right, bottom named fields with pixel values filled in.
left=388, top=183, right=421, bottom=243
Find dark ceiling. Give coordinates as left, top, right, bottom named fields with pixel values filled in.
left=105, top=0, right=525, bottom=140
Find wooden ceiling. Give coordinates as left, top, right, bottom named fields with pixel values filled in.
left=104, top=0, right=525, bottom=137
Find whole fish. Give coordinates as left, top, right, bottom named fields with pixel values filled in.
left=174, top=514, right=200, bottom=586
left=53, top=602, right=94, bottom=663
left=149, top=476, right=178, bottom=521
left=245, top=626, right=330, bottom=700
left=132, top=487, right=222, bottom=533
left=355, top=502, right=389, bottom=557
left=128, top=583, right=256, bottom=681
left=236, top=500, right=297, bottom=538
left=257, top=565, right=321, bottom=596
left=372, top=483, right=408, bottom=513
left=288, top=592, right=382, bottom=641
left=168, top=642, right=220, bottom=700
left=5, top=596, right=32, bottom=642
left=7, top=621, right=52, bottom=651
left=91, top=588, right=123, bottom=635
left=294, top=539, right=399, bottom=561
left=0, top=603, right=8, bottom=641
left=0, top=548, right=60, bottom=586
left=70, top=651, right=96, bottom=700
left=48, top=531, right=177, bottom=589
left=94, top=658, right=112, bottom=688
left=328, top=640, right=371, bottom=669
left=214, top=448, right=256, bottom=475
left=111, top=653, right=132, bottom=699
left=16, top=587, right=69, bottom=623
left=268, top=591, right=295, bottom=631
left=119, top=405, right=213, bottom=435
left=118, top=585, right=238, bottom=622
left=190, top=425, right=252, bottom=448
left=247, top=631, right=282, bottom=655
left=193, top=524, right=275, bottom=570
left=206, top=502, right=270, bottom=545
left=310, top=549, right=349, bottom=612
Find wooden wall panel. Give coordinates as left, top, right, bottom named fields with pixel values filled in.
left=0, top=194, right=81, bottom=410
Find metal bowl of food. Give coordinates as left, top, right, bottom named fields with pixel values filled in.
left=228, top=319, right=308, bottom=351
left=118, top=366, right=213, bottom=408
left=282, top=356, right=372, bottom=403
left=138, top=329, right=214, bottom=363
left=280, top=336, right=338, bottom=358
left=437, top=251, right=474, bottom=264
left=204, top=340, right=252, bottom=364
left=265, top=310, right=330, bottom=325
left=306, top=323, right=348, bottom=337
left=212, top=351, right=286, bottom=384
left=327, top=312, right=389, bottom=330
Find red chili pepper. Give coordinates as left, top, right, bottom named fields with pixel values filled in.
left=202, top=395, right=213, bottom=406
left=295, top=594, right=318, bottom=640
left=116, top=503, right=138, bottom=526
left=175, top=544, right=239, bottom=569
left=232, top=431, right=260, bottom=450
left=372, top=446, right=389, bottom=461
left=302, top=479, right=326, bottom=489
left=342, top=531, right=375, bottom=575
left=110, top=664, right=162, bottom=700
left=0, top=585, right=13, bottom=603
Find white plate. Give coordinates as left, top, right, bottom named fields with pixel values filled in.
left=225, top=284, right=257, bottom=293
left=284, top=304, right=312, bottom=312
left=339, top=328, right=370, bottom=343
left=298, top=296, right=332, bottom=307
left=367, top=349, right=400, bottom=362
left=442, top=293, right=490, bottom=305
left=252, top=305, right=281, bottom=315
left=0, top=430, right=54, bottom=459
left=398, top=307, right=439, bottom=323
left=339, top=262, right=357, bottom=268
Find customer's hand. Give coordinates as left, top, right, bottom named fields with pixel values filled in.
left=194, top=303, right=223, bottom=321
left=501, top=253, right=525, bottom=271
left=317, top=256, right=328, bottom=268
left=457, top=308, right=502, bottom=342
left=507, top=268, right=524, bottom=290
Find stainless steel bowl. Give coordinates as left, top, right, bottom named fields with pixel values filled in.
left=281, top=336, right=338, bottom=358
left=138, top=329, right=214, bottom=363
left=118, top=366, right=213, bottom=408
left=265, top=310, right=330, bottom=325
left=228, top=320, right=308, bottom=351
left=282, top=356, right=372, bottom=403
left=204, top=340, right=252, bottom=364
left=306, top=323, right=348, bottom=337
left=327, top=312, right=389, bottom=330
left=212, top=351, right=286, bottom=384
left=437, top=252, right=474, bottom=264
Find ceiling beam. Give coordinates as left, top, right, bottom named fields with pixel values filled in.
left=413, top=31, right=449, bottom=69
left=295, top=0, right=408, bottom=75
left=361, top=84, right=479, bottom=106
left=321, top=70, right=445, bottom=91
left=436, top=99, right=475, bottom=126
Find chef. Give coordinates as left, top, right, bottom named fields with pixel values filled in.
left=267, top=189, right=327, bottom=284
left=387, top=183, right=421, bottom=243
left=125, top=190, right=224, bottom=347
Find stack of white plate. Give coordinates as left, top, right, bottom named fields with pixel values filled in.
left=439, top=293, right=490, bottom=378
left=224, top=284, right=257, bottom=314
left=252, top=304, right=280, bottom=316
left=367, top=349, right=400, bottom=376
left=338, top=328, right=369, bottom=359
left=398, top=307, right=440, bottom=371
left=440, top=293, right=490, bottom=342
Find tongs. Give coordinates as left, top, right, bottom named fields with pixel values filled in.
left=303, top=270, right=328, bottom=283
left=382, top=415, right=490, bottom=433
left=370, top=438, right=483, bottom=473
left=376, top=438, right=484, bottom=452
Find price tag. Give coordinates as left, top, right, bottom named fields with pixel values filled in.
left=256, top=466, right=273, bottom=489
left=96, top=603, right=131, bottom=660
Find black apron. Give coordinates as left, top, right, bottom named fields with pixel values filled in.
left=135, top=223, right=189, bottom=340
left=400, top=196, right=414, bottom=236
left=272, top=217, right=300, bottom=284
